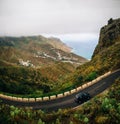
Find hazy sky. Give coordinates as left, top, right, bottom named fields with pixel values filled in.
left=0, top=0, right=120, bottom=42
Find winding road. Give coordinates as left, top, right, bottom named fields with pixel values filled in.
left=0, top=70, right=120, bottom=112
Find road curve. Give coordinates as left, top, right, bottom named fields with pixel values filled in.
left=0, top=70, right=120, bottom=112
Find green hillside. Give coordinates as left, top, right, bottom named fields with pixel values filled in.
left=66, top=18, right=120, bottom=85
left=0, top=62, right=75, bottom=97
left=0, top=35, right=87, bottom=96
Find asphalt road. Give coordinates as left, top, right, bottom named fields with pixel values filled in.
left=0, top=70, right=120, bottom=112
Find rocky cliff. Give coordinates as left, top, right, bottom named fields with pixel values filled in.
left=68, top=18, right=120, bottom=84
left=92, top=18, right=120, bottom=58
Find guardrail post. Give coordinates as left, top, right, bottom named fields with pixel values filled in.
left=17, top=97, right=23, bottom=101
left=43, top=96, right=49, bottom=101
left=22, top=98, right=29, bottom=102
left=87, top=82, right=92, bottom=86
left=29, top=98, right=35, bottom=102
left=70, top=89, right=76, bottom=94
left=76, top=86, right=82, bottom=91
left=82, top=84, right=87, bottom=89
left=50, top=95, right=56, bottom=100
left=64, top=91, right=70, bottom=96
left=36, top=97, right=42, bottom=102
left=12, top=96, right=18, bottom=101
left=57, top=93, right=64, bottom=98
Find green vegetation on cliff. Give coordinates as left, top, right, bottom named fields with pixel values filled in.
left=67, top=18, right=120, bottom=85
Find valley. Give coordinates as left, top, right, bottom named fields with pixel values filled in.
left=0, top=18, right=120, bottom=124
left=0, top=35, right=88, bottom=97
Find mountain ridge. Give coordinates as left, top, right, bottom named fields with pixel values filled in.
left=92, top=18, right=120, bottom=58
left=0, top=35, right=87, bottom=67
left=0, top=35, right=88, bottom=96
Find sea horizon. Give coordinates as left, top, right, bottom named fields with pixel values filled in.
left=62, top=40, right=98, bottom=60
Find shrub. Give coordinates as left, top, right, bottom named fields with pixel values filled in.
left=85, top=71, right=97, bottom=81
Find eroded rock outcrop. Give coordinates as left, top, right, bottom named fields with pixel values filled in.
left=92, top=18, right=120, bottom=58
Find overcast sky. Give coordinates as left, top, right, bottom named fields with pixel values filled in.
left=0, top=0, right=120, bottom=42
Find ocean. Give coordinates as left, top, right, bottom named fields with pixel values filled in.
left=63, top=40, right=98, bottom=60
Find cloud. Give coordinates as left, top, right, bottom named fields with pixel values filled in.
left=0, top=0, right=120, bottom=36
left=43, top=33, right=99, bottom=43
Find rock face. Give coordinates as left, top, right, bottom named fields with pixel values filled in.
left=47, top=37, right=72, bottom=53
left=92, top=18, right=120, bottom=58
left=70, top=18, right=120, bottom=84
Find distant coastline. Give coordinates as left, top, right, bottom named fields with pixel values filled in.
left=63, top=41, right=98, bottom=60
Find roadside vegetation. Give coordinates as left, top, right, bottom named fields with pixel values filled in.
left=0, top=63, right=99, bottom=98
left=0, top=78, right=120, bottom=124
left=0, top=63, right=75, bottom=98
left=67, top=37, right=120, bottom=85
